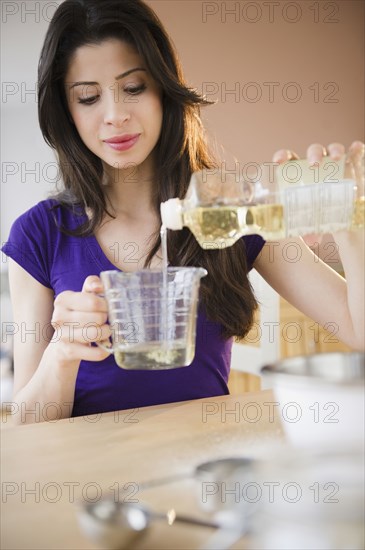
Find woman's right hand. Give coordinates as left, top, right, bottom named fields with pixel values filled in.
left=51, top=275, right=112, bottom=363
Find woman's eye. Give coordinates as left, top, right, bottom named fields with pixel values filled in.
left=76, top=84, right=146, bottom=104
left=124, top=84, right=146, bottom=95
left=78, top=96, right=98, bottom=105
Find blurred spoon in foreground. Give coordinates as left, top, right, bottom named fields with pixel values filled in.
left=77, top=499, right=231, bottom=549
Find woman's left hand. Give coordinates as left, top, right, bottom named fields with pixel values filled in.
left=272, top=140, right=364, bottom=246
left=273, top=140, right=364, bottom=165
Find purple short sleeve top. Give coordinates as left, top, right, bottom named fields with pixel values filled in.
left=2, top=200, right=266, bottom=416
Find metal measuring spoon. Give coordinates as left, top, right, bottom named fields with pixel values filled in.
left=77, top=499, right=223, bottom=549
left=77, top=499, right=148, bottom=549
left=78, top=459, right=256, bottom=548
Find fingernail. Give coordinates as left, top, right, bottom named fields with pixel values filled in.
left=91, top=282, right=101, bottom=290
left=331, top=151, right=342, bottom=160
left=308, top=156, right=318, bottom=166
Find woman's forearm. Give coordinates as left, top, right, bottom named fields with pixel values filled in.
left=12, top=345, right=81, bottom=425
left=333, top=229, right=365, bottom=350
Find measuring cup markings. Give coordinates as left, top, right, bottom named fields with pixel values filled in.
left=99, top=268, right=207, bottom=369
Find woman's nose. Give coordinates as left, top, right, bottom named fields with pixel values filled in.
left=103, top=92, right=131, bottom=126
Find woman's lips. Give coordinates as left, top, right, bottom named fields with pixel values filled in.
left=103, top=134, right=140, bottom=151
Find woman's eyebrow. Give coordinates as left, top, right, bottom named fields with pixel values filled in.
left=115, top=67, right=146, bottom=80
left=68, top=67, right=146, bottom=90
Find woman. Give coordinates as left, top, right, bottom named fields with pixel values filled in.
left=2, top=0, right=364, bottom=423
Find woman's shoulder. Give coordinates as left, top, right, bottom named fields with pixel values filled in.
left=2, top=199, right=87, bottom=289
left=3, top=197, right=87, bottom=258
left=14, top=198, right=86, bottom=233
left=4, top=199, right=58, bottom=240
left=15, top=198, right=58, bottom=225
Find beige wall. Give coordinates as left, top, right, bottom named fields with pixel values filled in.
left=1, top=1, right=364, bottom=249
left=148, top=0, right=364, bottom=165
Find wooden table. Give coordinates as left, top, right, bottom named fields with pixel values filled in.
left=1, top=391, right=285, bottom=550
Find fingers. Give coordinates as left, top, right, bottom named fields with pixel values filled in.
left=275, top=141, right=364, bottom=167
left=51, top=276, right=112, bottom=362
left=307, top=141, right=364, bottom=182
left=326, top=142, right=345, bottom=160
left=306, top=143, right=328, bottom=165
left=53, top=308, right=108, bottom=326
left=57, top=324, right=112, bottom=345
left=347, top=141, right=365, bottom=188
left=348, top=140, right=365, bottom=161
left=307, top=142, right=352, bottom=165
left=82, top=275, right=104, bottom=294
left=56, top=341, right=112, bottom=363
left=52, top=292, right=111, bottom=337
left=51, top=311, right=112, bottom=342
left=54, top=291, right=108, bottom=314
left=272, top=149, right=300, bottom=164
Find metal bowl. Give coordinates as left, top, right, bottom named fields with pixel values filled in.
left=261, top=352, right=364, bottom=385
left=260, top=352, right=365, bottom=449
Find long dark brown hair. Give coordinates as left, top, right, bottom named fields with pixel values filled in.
left=37, top=0, right=258, bottom=339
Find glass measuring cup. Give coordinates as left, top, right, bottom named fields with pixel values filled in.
left=99, top=267, right=207, bottom=370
